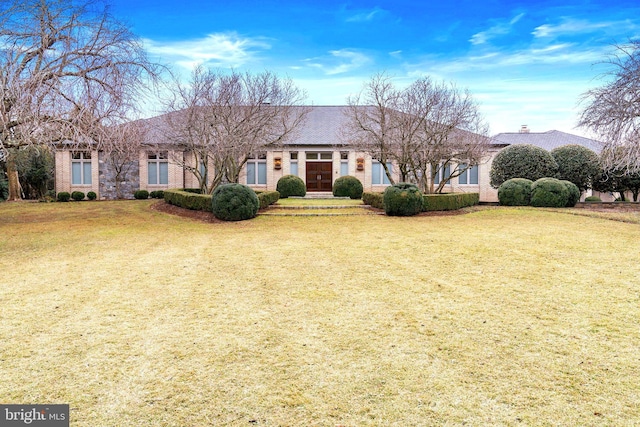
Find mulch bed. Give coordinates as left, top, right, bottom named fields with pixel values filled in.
left=150, top=201, right=223, bottom=223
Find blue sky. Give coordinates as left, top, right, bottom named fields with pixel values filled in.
left=108, top=0, right=640, bottom=136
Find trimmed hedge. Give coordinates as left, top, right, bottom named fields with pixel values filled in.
left=150, top=190, right=165, bottom=199
left=276, top=175, right=306, bottom=198
left=362, top=192, right=384, bottom=209
left=71, top=191, right=85, bottom=201
left=87, top=191, right=97, bottom=200
left=423, top=193, right=480, bottom=211
left=497, top=178, right=533, bottom=206
left=530, top=178, right=569, bottom=207
left=134, top=190, right=149, bottom=200
left=211, top=183, right=259, bottom=221
left=584, top=196, right=602, bottom=202
left=383, top=183, right=423, bottom=216
left=333, top=175, right=364, bottom=199
left=164, top=189, right=212, bottom=211
left=561, top=180, right=580, bottom=207
left=256, top=191, right=280, bottom=209
left=57, top=192, right=71, bottom=202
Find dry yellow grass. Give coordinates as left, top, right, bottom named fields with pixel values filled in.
left=1, top=201, right=639, bottom=426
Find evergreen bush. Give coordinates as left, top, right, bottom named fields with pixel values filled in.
left=150, top=190, right=165, bottom=199
left=423, top=193, right=480, bottom=211
left=276, top=175, right=306, bottom=198
left=87, top=191, right=97, bottom=200
left=362, top=192, right=384, bottom=209
left=551, top=145, right=599, bottom=191
left=497, top=178, right=533, bottom=206
left=560, top=180, right=580, bottom=207
left=211, top=183, right=259, bottom=221
left=256, top=191, right=280, bottom=209
left=164, top=189, right=211, bottom=211
left=530, top=178, right=569, bottom=207
left=490, top=144, right=558, bottom=188
left=584, top=196, right=602, bottom=202
left=332, top=175, right=363, bottom=199
left=383, top=183, right=423, bottom=216
left=57, top=192, right=71, bottom=202
left=134, top=190, right=149, bottom=199
left=71, top=191, right=85, bottom=201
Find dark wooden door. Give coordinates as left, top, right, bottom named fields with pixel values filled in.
left=306, top=162, right=333, bottom=191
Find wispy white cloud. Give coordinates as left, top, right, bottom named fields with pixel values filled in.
left=143, top=32, right=271, bottom=70
left=304, top=49, right=372, bottom=75
left=533, top=18, right=638, bottom=38
left=470, top=13, right=525, bottom=45
left=345, top=6, right=387, bottom=23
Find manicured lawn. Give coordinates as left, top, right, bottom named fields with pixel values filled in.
left=1, top=201, right=639, bottom=426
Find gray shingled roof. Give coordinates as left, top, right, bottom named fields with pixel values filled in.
left=491, top=130, right=602, bottom=153
left=283, top=105, right=348, bottom=146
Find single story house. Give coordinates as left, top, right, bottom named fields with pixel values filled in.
left=54, top=107, right=602, bottom=202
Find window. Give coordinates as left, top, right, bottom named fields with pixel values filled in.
left=433, top=164, right=451, bottom=185
left=340, top=152, right=349, bottom=176
left=148, top=151, right=168, bottom=185
left=71, top=152, right=92, bottom=185
left=458, top=164, right=479, bottom=185
left=306, top=152, right=332, bottom=160
left=372, top=160, right=392, bottom=185
left=290, top=152, right=298, bottom=177
left=247, top=153, right=267, bottom=185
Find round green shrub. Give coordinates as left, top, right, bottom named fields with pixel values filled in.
left=490, top=144, right=558, bottom=188
left=211, top=183, right=259, bottom=221
left=134, top=190, right=149, bottom=200
left=57, top=192, right=71, bottom=202
left=497, top=178, right=533, bottom=206
left=332, top=175, right=363, bottom=199
left=87, top=191, right=97, bottom=200
left=71, top=191, right=85, bottom=201
left=530, top=178, right=569, bottom=207
left=551, top=145, right=599, bottom=192
left=560, top=180, right=580, bottom=207
left=383, top=183, right=423, bottom=216
left=149, top=190, right=165, bottom=199
left=276, top=175, right=306, bottom=198
left=584, top=195, right=602, bottom=202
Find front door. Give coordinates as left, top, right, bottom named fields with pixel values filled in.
left=306, top=162, right=333, bottom=192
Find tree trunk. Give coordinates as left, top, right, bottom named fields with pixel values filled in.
left=6, top=152, right=22, bottom=201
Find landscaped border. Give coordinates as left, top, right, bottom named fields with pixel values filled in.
left=164, top=189, right=280, bottom=212
left=363, top=191, right=479, bottom=212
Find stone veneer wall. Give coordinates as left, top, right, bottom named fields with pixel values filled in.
left=98, top=151, right=140, bottom=200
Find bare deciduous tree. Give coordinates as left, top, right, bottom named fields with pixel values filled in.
left=579, top=40, right=640, bottom=173
left=0, top=0, right=160, bottom=200
left=161, top=67, right=308, bottom=194
left=343, top=74, right=490, bottom=193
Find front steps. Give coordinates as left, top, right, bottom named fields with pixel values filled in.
left=259, top=198, right=381, bottom=216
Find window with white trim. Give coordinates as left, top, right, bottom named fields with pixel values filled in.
left=340, top=152, right=349, bottom=176
left=71, top=152, right=92, bottom=185
left=148, top=151, right=168, bottom=185
left=290, top=152, right=298, bottom=177
left=372, top=160, right=392, bottom=185
left=458, top=163, right=479, bottom=185
left=247, top=153, right=267, bottom=185
left=433, top=164, right=451, bottom=185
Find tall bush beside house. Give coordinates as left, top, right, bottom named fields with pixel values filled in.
left=212, top=183, right=259, bottom=221
left=561, top=180, right=581, bottom=207
left=490, top=144, right=558, bottom=188
left=276, top=175, right=306, bottom=198
left=551, top=145, right=600, bottom=192
left=383, top=183, right=423, bottom=216
left=497, top=178, right=533, bottom=206
left=333, top=176, right=363, bottom=199
left=530, top=178, right=569, bottom=207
